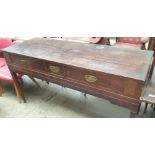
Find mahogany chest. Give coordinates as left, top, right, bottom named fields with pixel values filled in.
left=2, top=38, right=154, bottom=117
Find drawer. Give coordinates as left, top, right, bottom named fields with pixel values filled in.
left=46, top=61, right=64, bottom=77
left=66, top=67, right=124, bottom=94
left=10, top=54, right=46, bottom=71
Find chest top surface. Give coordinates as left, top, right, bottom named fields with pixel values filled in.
left=2, top=38, right=154, bottom=81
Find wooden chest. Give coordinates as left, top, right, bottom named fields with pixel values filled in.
left=2, top=38, right=154, bottom=116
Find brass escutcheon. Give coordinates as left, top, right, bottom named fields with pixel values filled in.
left=49, top=65, right=60, bottom=73
left=20, top=60, right=30, bottom=67
left=84, top=75, right=97, bottom=83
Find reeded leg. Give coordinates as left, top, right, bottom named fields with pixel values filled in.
left=13, top=83, right=22, bottom=103
left=28, top=76, right=40, bottom=87
left=153, top=107, right=155, bottom=118
left=10, top=70, right=26, bottom=103
left=144, top=102, right=148, bottom=113
left=20, top=78, right=24, bottom=87
left=137, top=102, right=141, bottom=114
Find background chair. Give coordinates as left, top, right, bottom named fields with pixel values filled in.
left=114, top=37, right=149, bottom=49
left=0, top=38, right=39, bottom=102
left=60, top=37, right=110, bottom=45
left=0, top=64, right=23, bottom=102
left=0, top=58, right=6, bottom=67
left=89, top=37, right=110, bottom=45
left=62, top=37, right=91, bottom=43
left=0, top=39, right=23, bottom=102
left=0, top=38, right=12, bottom=57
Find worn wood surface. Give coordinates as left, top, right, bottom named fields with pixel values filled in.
left=2, top=38, right=154, bottom=117
left=3, top=38, right=153, bottom=81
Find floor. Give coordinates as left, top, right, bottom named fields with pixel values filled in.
left=0, top=75, right=154, bottom=118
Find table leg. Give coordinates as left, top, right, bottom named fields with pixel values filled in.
left=10, top=70, right=26, bottom=103
left=137, top=102, right=141, bottom=114
left=130, top=111, right=137, bottom=118
left=144, top=102, right=148, bottom=113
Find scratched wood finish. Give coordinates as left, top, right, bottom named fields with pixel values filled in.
left=2, top=38, right=154, bottom=117
left=3, top=38, right=153, bottom=81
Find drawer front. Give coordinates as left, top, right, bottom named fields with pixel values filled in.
left=46, top=62, right=64, bottom=77
left=66, top=67, right=125, bottom=94
left=10, top=54, right=46, bottom=71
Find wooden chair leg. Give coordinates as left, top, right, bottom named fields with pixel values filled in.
left=151, top=104, right=154, bottom=108
left=41, top=80, right=49, bottom=84
left=137, top=102, right=141, bottom=114
left=0, top=81, right=3, bottom=96
left=13, top=83, right=22, bottom=103
left=19, top=78, right=24, bottom=87
left=28, top=76, right=40, bottom=87
left=144, top=102, right=149, bottom=113
left=84, top=92, right=87, bottom=97
left=153, top=107, right=155, bottom=118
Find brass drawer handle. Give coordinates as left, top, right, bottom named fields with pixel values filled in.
left=20, top=60, right=30, bottom=67
left=49, top=65, right=60, bottom=73
left=85, top=75, right=97, bottom=83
